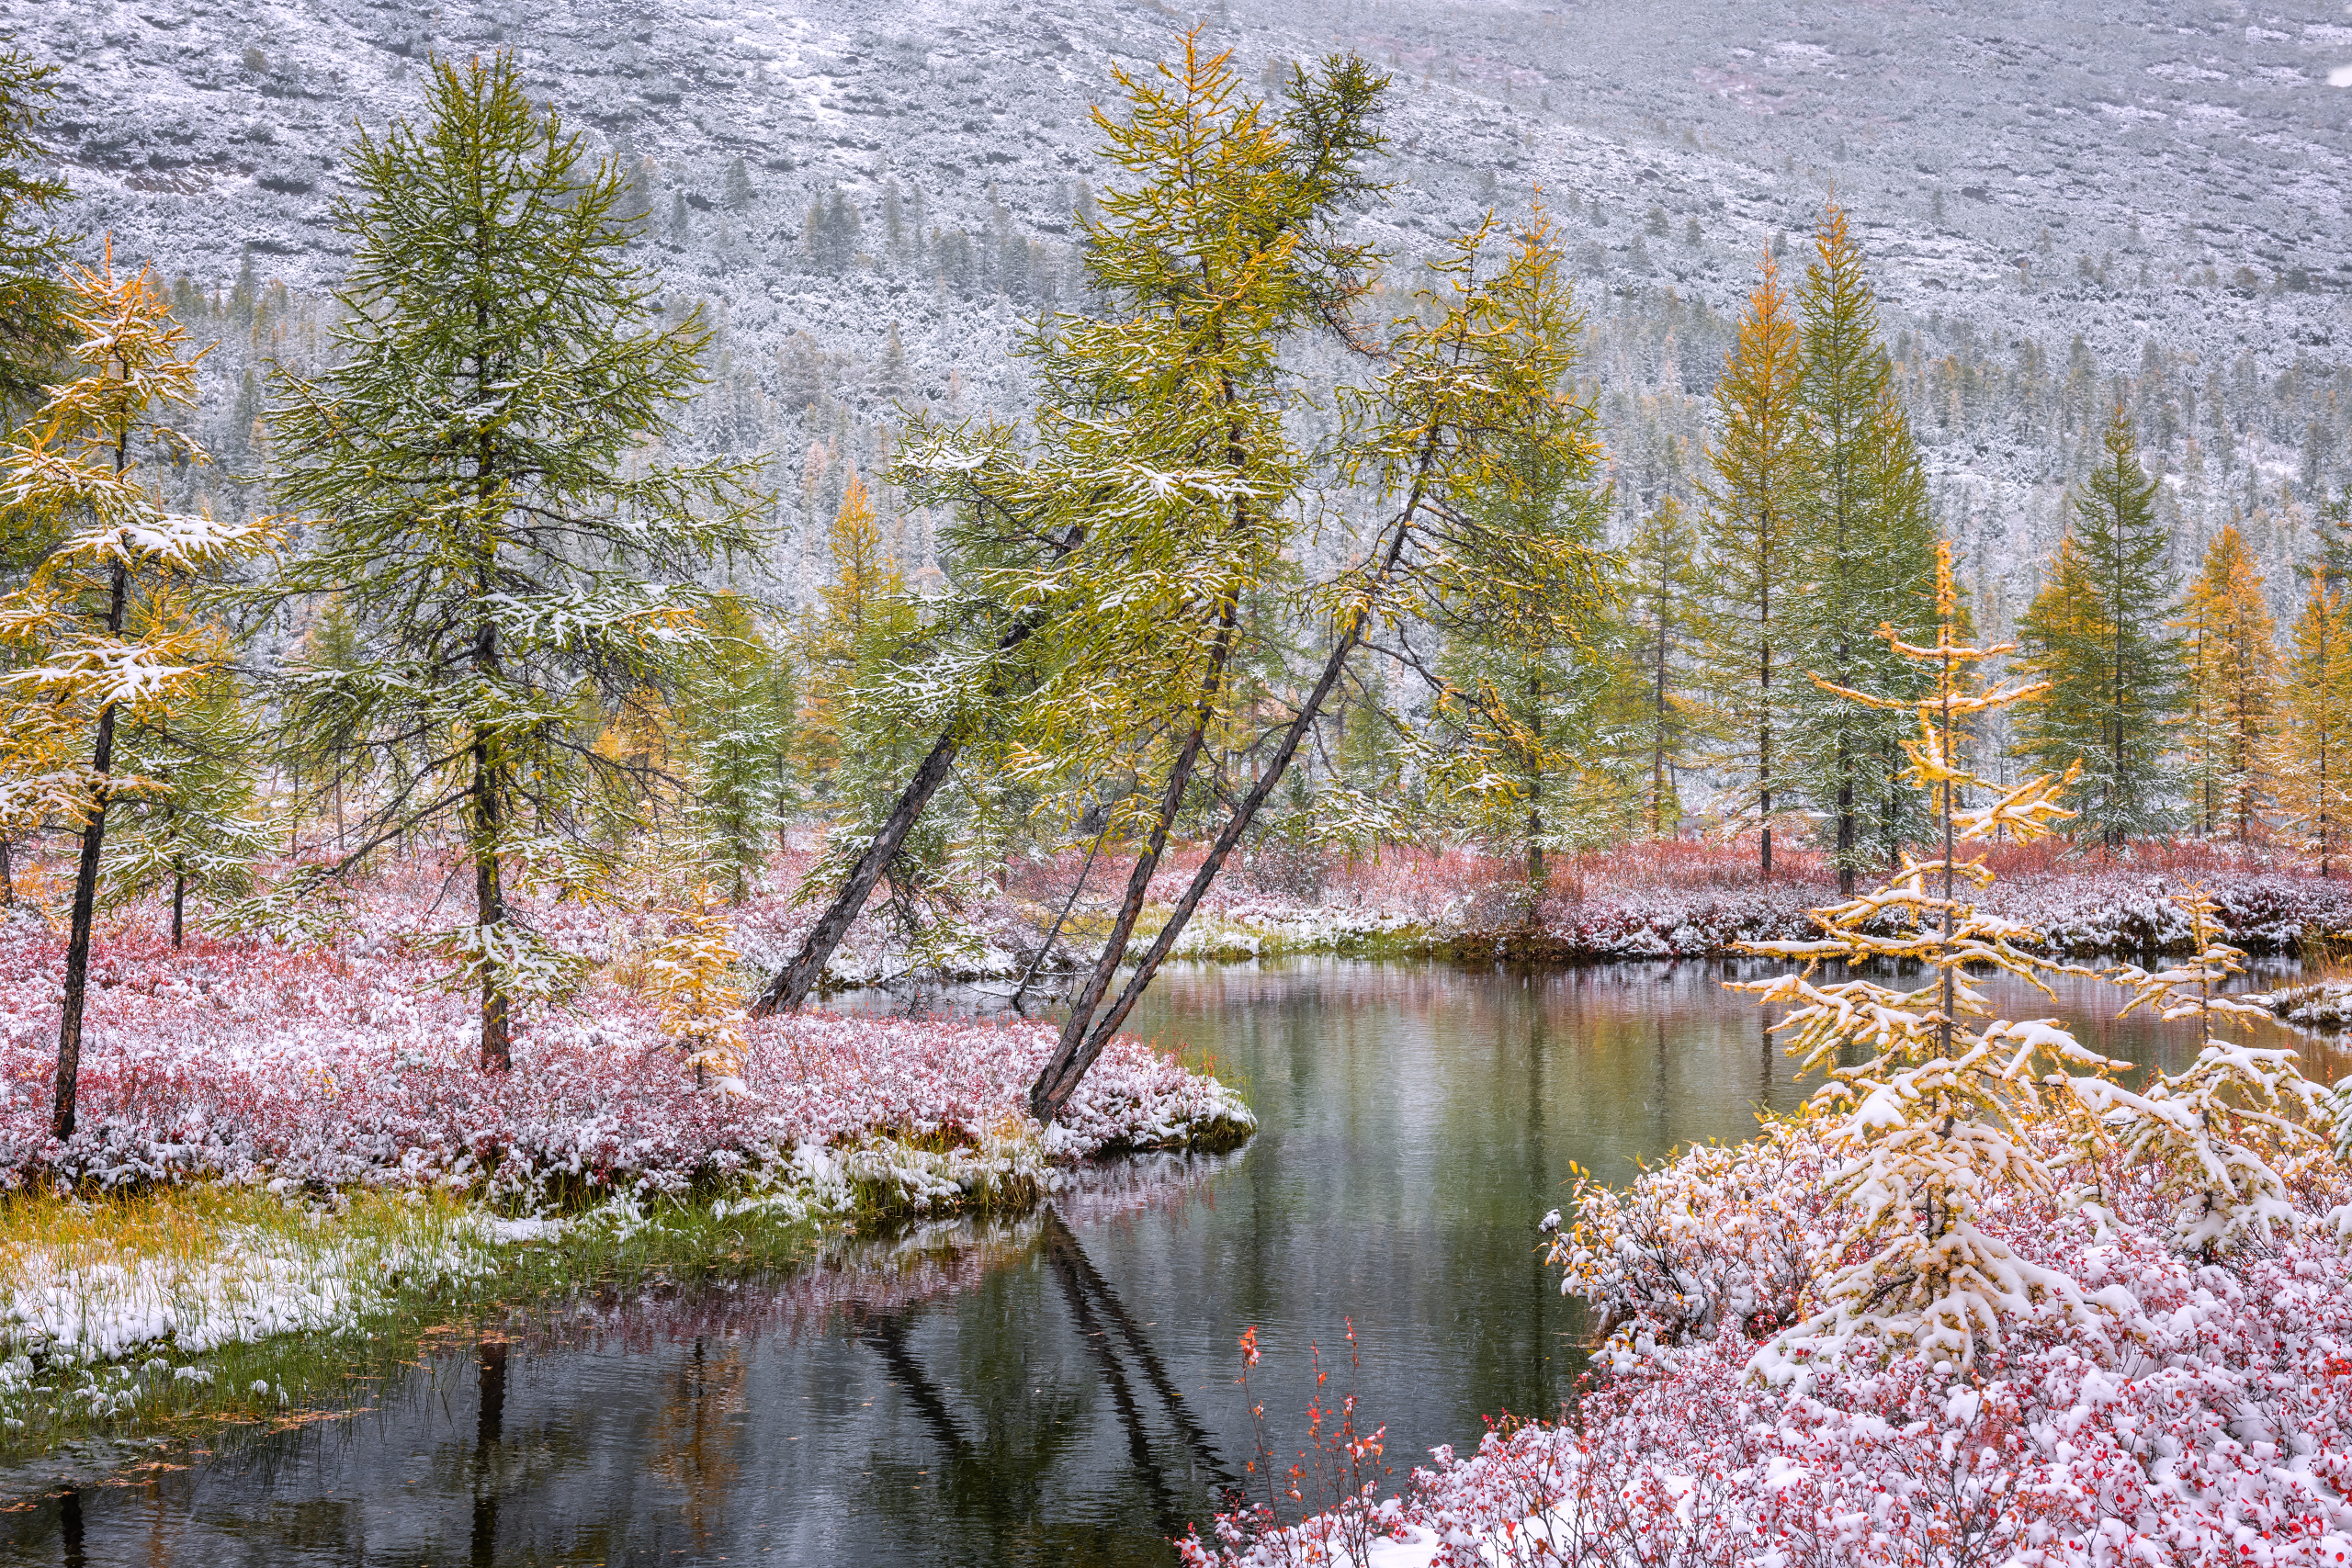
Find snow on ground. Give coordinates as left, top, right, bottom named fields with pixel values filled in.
left=1185, top=1119, right=2352, bottom=1567
left=1091, top=840, right=2352, bottom=965
left=0, top=874, right=1250, bottom=1199
left=0, top=863, right=1250, bottom=1397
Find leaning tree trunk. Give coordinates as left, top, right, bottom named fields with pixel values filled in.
left=1031, top=595, right=1240, bottom=1119
left=747, top=590, right=1070, bottom=1017
left=749, top=732, right=961, bottom=1017
left=1030, top=508, right=1419, bottom=1122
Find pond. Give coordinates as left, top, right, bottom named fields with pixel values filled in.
left=4, top=957, right=2325, bottom=1567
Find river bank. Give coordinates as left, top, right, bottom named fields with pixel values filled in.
left=749, top=840, right=2352, bottom=988
left=0, top=896, right=1250, bottom=1461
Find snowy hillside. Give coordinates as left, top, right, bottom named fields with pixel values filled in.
left=17, top=0, right=2352, bottom=613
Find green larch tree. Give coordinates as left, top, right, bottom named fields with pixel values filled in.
left=266, top=56, right=762, bottom=1072
left=1783, top=205, right=1939, bottom=894
left=2013, top=400, right=2181, bottom=849
left=0, top=35, right=74, bottom=431
left=683, top=591, right=794, bottom=903
left=103, top=651, right=273, bottom=946
left=1429, top=436, right=1625, bottom=885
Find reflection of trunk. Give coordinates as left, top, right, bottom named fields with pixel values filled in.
left=1046, top=1217, right=1179, bottom=1536
left=470, top=1339, right=507, bottom=1567
left=1042, top=1207, right=1233, bottom=1488
left=861, top=1313, right=973, bottom=1458
left=59, top=1489, right=85, bottom=1568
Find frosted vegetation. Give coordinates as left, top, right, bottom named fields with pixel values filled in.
left=5, top=3, right=2352, bottom=1554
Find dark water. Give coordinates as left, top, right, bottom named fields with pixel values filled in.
left=4, top=958, right=2322, bottom=1567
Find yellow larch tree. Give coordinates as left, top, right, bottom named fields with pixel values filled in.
left=0, top=247, right=276, bottom=1136
left=2178, top=525, right=2281, bottom=841
left=2278, top=572, right=2352, bottom=874
left=1698, top=248, right=1812, bottom=877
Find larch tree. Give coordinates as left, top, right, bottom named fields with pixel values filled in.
left=2013, top=400, right=2180, bottom=849
left=1029, top=214, right=1609, bottom=1120
left=1699, top=248, right=1812, bottom=878
left=2177, top=525, right=2279, bottom=841
left=1620, top=494, right=1706, bottom=839
left=789, top=471, right=968, bottom=963
left=2279, top=571, right=2352, bottom=875
left=1742, top=542, right=2112, bottom=1372
left=755, top=35, right=1392, bottom=1019
left=2105, top=888, right=2329, bottom=1258
left=267, top=56, right=762, bottom=1072
left=1783, top=205, right=1938, bottom=895
left=0, top=37, right=79, bottom=906
left=1429, top=434, right=1624, bottom=886
left=0, top=250, right=275, bottom=1137
left=101, top=630, right=273, bottom=946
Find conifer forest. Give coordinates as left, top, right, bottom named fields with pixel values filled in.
left=7, top=4, right=2352, bottom=1564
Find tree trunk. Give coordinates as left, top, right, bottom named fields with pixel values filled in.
left=54, top=558, right=129, bottom=1140
left=749, top=731, right=960, bottom=1017
left=1031, top=594, right=1239, bottom=1122
left=171, top=870, right=186, bottom=949
left=1030, top=504, right=1419, bottom=1122
left=1836, top=735, right=1855, bottom=898
left=473, top=728, right=511, bottom=1072
left=1759, top=586, right=1773, bottom=880
left=1651, top=578, right=1670, bottom=838
left=748, top=589, right=1069, bottom=1017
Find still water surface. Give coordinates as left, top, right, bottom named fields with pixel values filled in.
left=5, top=957, right=2321, bottom=1567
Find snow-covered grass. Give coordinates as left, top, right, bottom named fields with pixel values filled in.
left=1027, top=838, right=2352, bottom=965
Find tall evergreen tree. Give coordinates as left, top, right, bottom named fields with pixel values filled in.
left=1430, top=438, right=1623, bottom=884
left=1783, top=205, right=1938, bottom=894
left=2178, top=525, right=2280, bottom=841
left=1700, top=248, right=1811, bottom=876
left=267, top=56, right=762, bottom=1072
left=683, top=592, right=794, bottom=904
left=0, top=35, right=74, bottom=430
left=2013, top=401, right=2181, bottom=848
left=1620, top=494, right=1706, bottom=839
